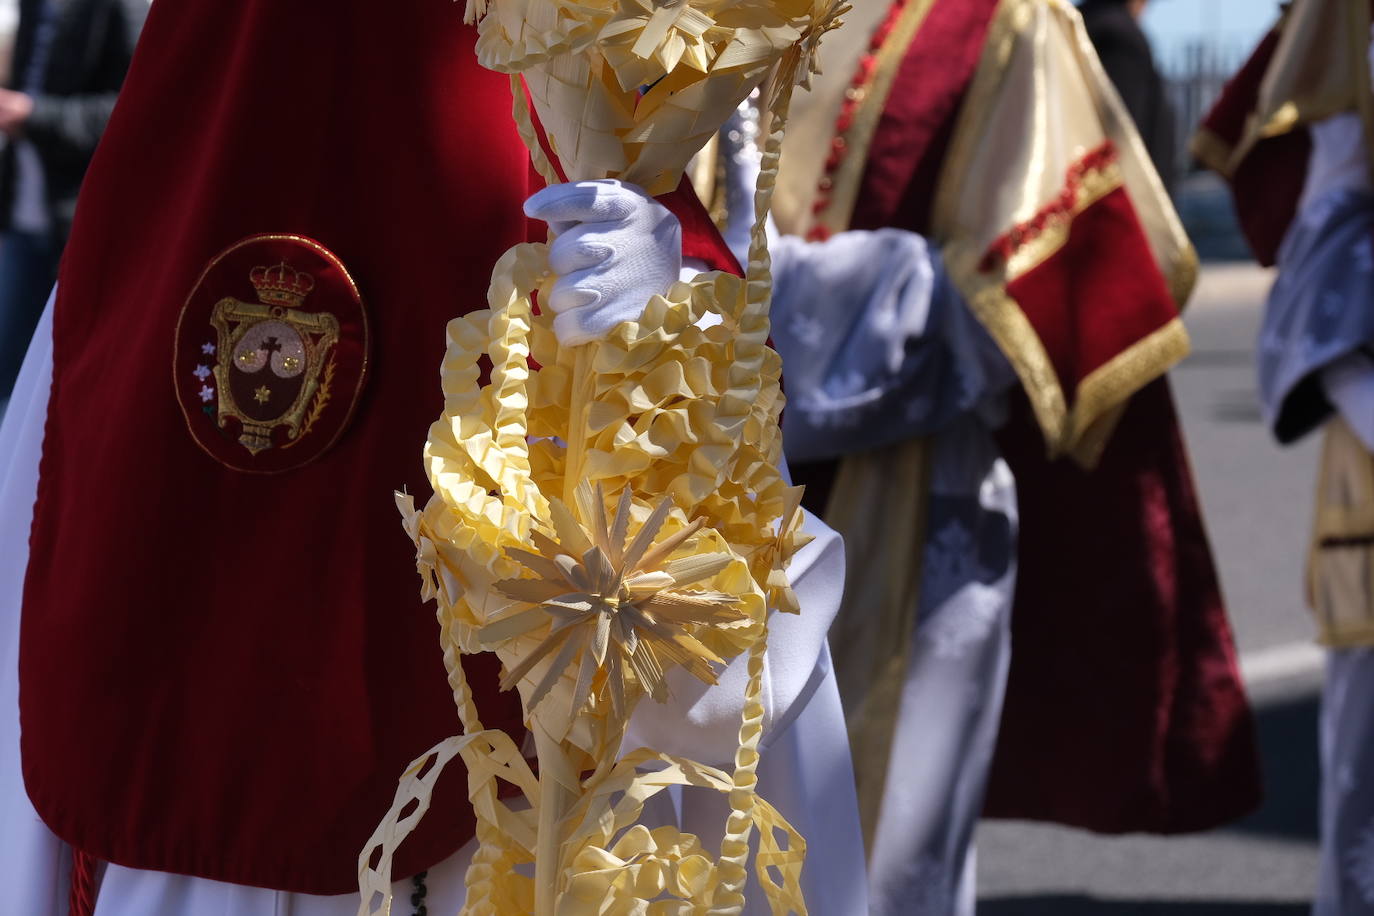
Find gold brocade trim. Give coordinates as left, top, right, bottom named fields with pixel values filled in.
left=962, top=276, right=1069, bottom=449
left=981, top=143, right=1123, bottom=278
left=931, top=0, right=1194, bottom=462
left=1306, top=417, right=1374, bottom=649
left=957, top=253, right=1190, bottom=465
left=1065, top=317, right=1190, bottom=466
left=1189, top=125, right=1235, bottom=178
left=812, top=0, right=937, bottom=236
left=929, top=0, right=1032, bottom=235
left=955, top=141, right=1183, bottom=460
left=1204, top=0, right=1367, bottom=181
left=1056, top=0, right=1198, bottom=315
left=1070, top=402, right=1128, bottom=471
left=929, top=0, right=1074, bottom=449
left=1168, top=242, right=1200, bottom=314
left=1259, top=101, right=1302, bottom=142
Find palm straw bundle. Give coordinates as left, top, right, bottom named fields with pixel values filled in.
left=357, top=1, right=846, bottom=913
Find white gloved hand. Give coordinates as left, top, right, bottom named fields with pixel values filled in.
left=523, top=179, right=683, bottom=346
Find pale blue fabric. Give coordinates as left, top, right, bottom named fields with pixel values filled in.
left=768, top=230, right=1015, bottom=463
left=764, top=226, right=1018, bottom=915
left=1316, top=647, right=1374, bottom=915
left=1260, top=189, right=1374, bottom=444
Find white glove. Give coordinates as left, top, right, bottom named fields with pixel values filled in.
left=523, top=179, right=683, bottom=346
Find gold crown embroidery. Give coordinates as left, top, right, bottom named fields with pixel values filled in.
left=209, top=263, right=340, bottom=455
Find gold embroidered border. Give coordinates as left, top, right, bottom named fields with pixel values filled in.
left=1168, top=241, right=1200, bottom=313
left=960, top=273, right=1069, bottom=451
left=1188, top=126, right=1234, bottom=177
left=930, top=0, right=1032, bottom=234
left=1204, top=0, right=1365, bottom=182
left=1056, top=0, right=1198, bottom=314
left=986, top=149, right=1123, bottom=280
left=954, top=194, right=1190, bottom=464
left=925, top=0, right=1064, bottom=450
left=932, top=0, right=1195, bottom=462
left=814, top=0, right=938, bottom=236
left=955, top=148, right=1152, bottom=460
left=1066, top=317, right=1190, bottom=466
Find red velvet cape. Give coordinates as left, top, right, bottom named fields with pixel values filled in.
left=814, top=0, right=1261, bottom=832
left=1195, top=26, right=1308, bottom=268
left=20, top=0, right=736, bottom=895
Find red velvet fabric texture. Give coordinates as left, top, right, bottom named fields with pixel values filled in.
left=1197, top=26, right=1308, bottom=267
left=847, top=0, right=1000, bottom=237
left=823, top=0, right=1261, bottom=833
left=987, top=379, right=1262, bottom=831
left=1002, top=185, right=1180, bottom=399
left=21, top=0, right=738, bottom=895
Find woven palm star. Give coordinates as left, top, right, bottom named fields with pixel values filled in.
left=479, top=482, right=746, bottom=718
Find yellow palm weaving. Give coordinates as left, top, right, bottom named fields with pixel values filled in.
left=358, top=0, right=846, bottom=913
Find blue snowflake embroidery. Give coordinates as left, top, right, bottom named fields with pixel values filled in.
left=1348, top=816, right=1374, bottom=904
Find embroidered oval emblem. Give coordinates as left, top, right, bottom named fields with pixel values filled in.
left=174, top=234, right=368, bottom=473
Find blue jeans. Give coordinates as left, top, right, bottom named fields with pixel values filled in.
left=0, top=230, right=60, bottom=404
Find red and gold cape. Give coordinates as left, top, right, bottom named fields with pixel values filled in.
left=1194, top=0, right=1374, bottom=266
left=20, top=0, right=737, bottom=895
left=772, top=0, right=1260, bottom=834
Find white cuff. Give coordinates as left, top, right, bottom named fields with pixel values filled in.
left=1322, top=349, right=1374, bottom=451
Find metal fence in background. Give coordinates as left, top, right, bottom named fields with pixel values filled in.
left=1160, top=40, right=1248, bottom=178
left=1158, top=40, right=1258, bottom=260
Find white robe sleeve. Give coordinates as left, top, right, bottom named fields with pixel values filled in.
left=1322, top=349, right=1374, bottom=451
left=0, top=291, right=72, bottom=916
left=622, top=496, right=845, bottom=764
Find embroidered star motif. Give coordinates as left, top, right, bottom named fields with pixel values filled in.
left=198, top=385, right=215, bottom=403
left=253, top=385, right=272, bottom=404
left=201, top=342, right=216, bottom=355
left=193, top=364, right=211, bottom=380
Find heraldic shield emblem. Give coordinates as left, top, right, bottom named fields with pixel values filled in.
left=174, top=234, right=369, bottom=473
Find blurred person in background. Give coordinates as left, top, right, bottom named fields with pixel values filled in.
left=0, top=0, right=144, bottom=411
left=0, top=1, right=19, bottom=94
left=699, top=0, right=1259, bottom=910
left=1080, top=0, right=1178, bottom=192
left=1196, top=1, right=1374, bottom=910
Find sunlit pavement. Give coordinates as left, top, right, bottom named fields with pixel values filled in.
left=976, top=262, right=1324, bottom=913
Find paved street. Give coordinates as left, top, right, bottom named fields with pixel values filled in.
left=976, top=262, right=1326, bottom=913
